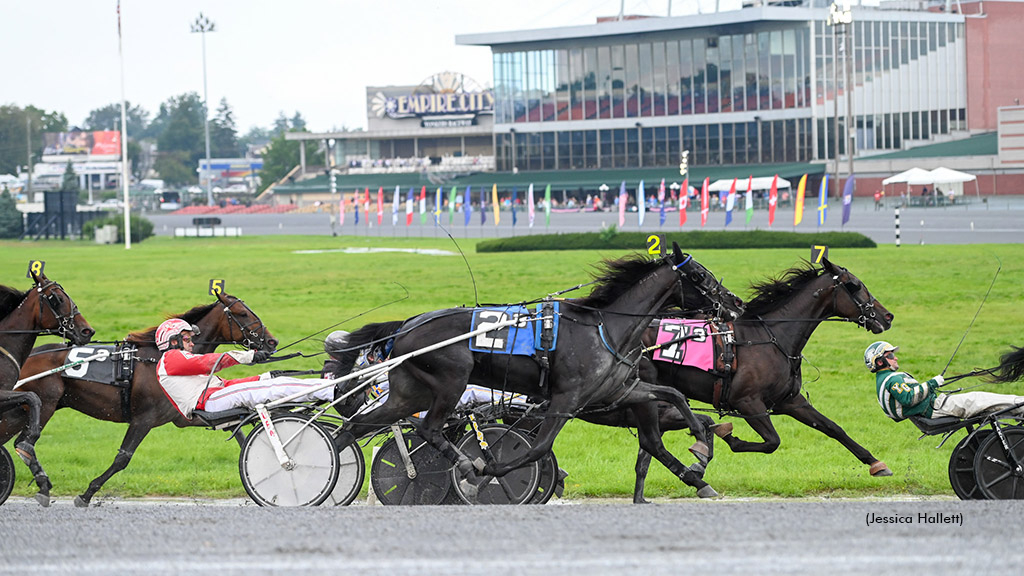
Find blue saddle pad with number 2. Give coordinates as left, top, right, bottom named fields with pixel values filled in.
left=468, top=303, right=559, bottom=355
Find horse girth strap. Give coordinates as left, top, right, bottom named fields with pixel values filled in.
left=0, top=345, right=21, bottom=374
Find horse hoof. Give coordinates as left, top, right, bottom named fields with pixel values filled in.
left=73, top=496, right=90, bottom=508
left=710, top=422, right=734, bottom=438
left=34, top=493, right=51, bottom=508
left=689, top=441, right=711, bottom=464
left=869, top=461, right=893, bottom=477
left=697, top=485, right=719, bottom=499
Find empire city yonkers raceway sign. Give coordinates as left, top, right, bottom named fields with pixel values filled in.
left=369, top=72, right=494, bottom=129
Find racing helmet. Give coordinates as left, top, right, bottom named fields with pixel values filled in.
left=156, top=318, right=201, bottom=351
left=864, top=341, right=898, bottom=372
left=324, top=330, right=351, bottom=353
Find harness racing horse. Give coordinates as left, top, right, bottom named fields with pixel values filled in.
left=627, top=258, right=894, bottom=502
left=0, top=273, right=94, bottom=506
left=8, top=292, right=276, bottom=507
left=334, top=245, right=745, bottom=500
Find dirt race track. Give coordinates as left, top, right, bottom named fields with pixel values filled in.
left=1, top=497, right=1020, bottom=575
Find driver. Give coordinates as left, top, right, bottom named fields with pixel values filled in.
left=867, top=341, right=1024, bottom=421
left=155, top=318, right=335, bottom=417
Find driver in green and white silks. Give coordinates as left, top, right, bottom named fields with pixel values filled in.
left=867, top=341, right=1024, bottom=421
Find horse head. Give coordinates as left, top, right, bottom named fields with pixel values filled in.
left=819, top=258, right=893, bottom=334
left=668, top=243, right=745, bottom=321
left=191, top=292, right=278, bottom=354
left=29, top=271, right=94, bottom=346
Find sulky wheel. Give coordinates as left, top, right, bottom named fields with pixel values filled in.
left=238, top=413, right=339, bottom=507
left=947, top=430, right=991, bottom=500
left=319, top=424, right=366, bottom=506
left=528, top=450, right=560, bottom=505
left=370, top=430, right=452, bottom=505
left=450, top=423, right=540, bottom=505
left=0, top=446, right=13, bottom=506
left=974, top=426, right=1024, bottom=500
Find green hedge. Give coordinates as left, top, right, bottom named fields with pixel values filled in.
left=81, top=214, right=155, bottom=243
left=477, top=229, right=877, bottom=252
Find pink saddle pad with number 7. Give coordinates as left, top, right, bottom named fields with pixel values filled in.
left=650, top=319, right=715, bottom=371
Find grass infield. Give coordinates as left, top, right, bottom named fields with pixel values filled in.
left=2, top=236, right=1022, bottom=501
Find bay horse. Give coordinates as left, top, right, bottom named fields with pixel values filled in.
left=0, top=272, right=94, bottom=506
left=333, top=245, right=745, bottom=499
left=7, top=291, right=276, bottom=507
left=628, top=258, right=894, bottom=502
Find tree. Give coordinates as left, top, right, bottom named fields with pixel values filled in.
left=210, top=98, right=240, bottom=158
left=289, top=112, right=306, bottom=132
left=0, top=189, right=23, bottom=238
left=60, top=161, right=81, bottom=195
left=154, top=93, right=205, bottom=186
left=257, top=131, right=304, bottom=193
left=0, top=105, right=67, bottom=175
left=83, top=102, right=150, bottom=136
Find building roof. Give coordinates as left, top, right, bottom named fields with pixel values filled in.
left=864, top=132, right=997, bottom=160
left=271, top=162, right=824, bottom=194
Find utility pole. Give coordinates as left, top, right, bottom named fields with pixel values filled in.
left=191, top=13, right=216, bottom=207
left=26, top=117, right=32, bottom=195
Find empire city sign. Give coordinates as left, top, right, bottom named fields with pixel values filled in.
left=371, top=72, right=494, bottom=128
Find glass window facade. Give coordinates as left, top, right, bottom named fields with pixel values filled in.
left=491, top=14, right=966, bottom=172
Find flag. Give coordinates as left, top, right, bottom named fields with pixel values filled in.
left=480, top=187, right=486, bottom=225
left=618, top=181, right=627, bottom=228
left=679, top=177, right=688, bottom=227
left=794, top=175, right=807, bottom=226
left=700, top=178, right=709, bottom=227
left=842, top=175, right=855, bottom=225
left=448, top=186, right=457, bottom=225
left=376, top=187, right=383, bottom=225
left=464, top=186, right=472, bottom=226
left=527, top=183, right=535, bottom=228
left=511, top=186, right=518, bottom=227
left=364, top=188, right=370, bottom=226
left=392, top=186, right=400, bottom=227
left=745, top=176, right=754, bottom=225
left=725, top=179, right=736, bottom=226
left=354, top=193, right=359, bottom=225
left=817, top=174, right=829, bottom=226
left=637, top=180, right=646, bottom=227
left=419, top=186, right=426, bottom=224
left=405, top=188, right=414, bottom=226
left=339, top=197, right=345, bottom=227
left=434, top=187, right=442, bottom=225
left=768, top=175, right=778, bottom=226
left=658, top=179, right=666, bottom=227
left=491, top=184, right=500, bottom=226
left=543, top=184, right=551, bottom=226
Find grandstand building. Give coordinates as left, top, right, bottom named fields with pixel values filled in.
left=275, top=0, right=1023, bottom=205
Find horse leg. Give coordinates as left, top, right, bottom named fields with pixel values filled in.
left=631, top=381, right=712, bottom=466
left=75, top=423, right=152, bottom=507
left=634, top=448, right=653, bottom=504
left=481, top=394, right=575, bottom=479
left=718, top=400, right=783, bottom=454
left=630, top=402, right=716, bottom=499
left=778, top=396, right=891, bottom=477
left=1, top=391, right=52, bottom=507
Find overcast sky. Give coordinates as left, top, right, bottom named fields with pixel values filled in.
left=1, top=0, right=738, bottom=134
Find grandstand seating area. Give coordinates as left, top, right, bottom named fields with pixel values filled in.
left=170, top=204, right=298, bottom=215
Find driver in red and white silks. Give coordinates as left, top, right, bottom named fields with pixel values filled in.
left=867, top=341, right=1024, bottom=421
left=155, top=319, right=333, bottom=417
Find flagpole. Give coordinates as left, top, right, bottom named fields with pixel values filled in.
left=117, top=1, right=131, bottom=249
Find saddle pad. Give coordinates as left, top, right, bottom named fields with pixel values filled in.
left=62, top=345, right=116, bottom=384
left=468, top=306, right=535, bottom=355
left=651, top=319, right=715, bottom=371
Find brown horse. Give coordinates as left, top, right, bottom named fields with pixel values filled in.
left=0, top=272, right=94, bottom=506
left=6, top=292, right=275, bottom=507
left=628, top=258, right=895, bottom=502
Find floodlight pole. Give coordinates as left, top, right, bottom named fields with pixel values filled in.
left=828, top=1, right=853, bottom=199
left=191, top=13, right=215, bottom=207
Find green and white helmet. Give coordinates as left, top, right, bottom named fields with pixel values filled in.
left=864, top=341, right=898, bottom=372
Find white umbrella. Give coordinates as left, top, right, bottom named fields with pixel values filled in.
left=881, top=167, right=931, bottom=186
left=708, top=177, right=791, bottom=192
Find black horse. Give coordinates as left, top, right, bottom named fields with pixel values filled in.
left=10, top=292, right=275, bottom=507
left=0, top=272, right=94, bottom=506
left=626, top=258, right=895, bottom=502
left=333, top=245, right=744, bottom=499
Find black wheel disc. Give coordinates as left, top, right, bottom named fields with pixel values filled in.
left=370, top=431, right=452, bottom=505
left=974, top=427, right=1024, bottom=500
left=528, top=450, right=559, bottom=505
left=450, top=424, right=540, bottom=505
left=947, top=429, right=991, bottom=500
left=0, top=446, right=14, bottom=506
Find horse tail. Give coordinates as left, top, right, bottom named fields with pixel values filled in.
left=986, top=345, right=1024, bottom=384
left=334, top=320, right=405, bottom=377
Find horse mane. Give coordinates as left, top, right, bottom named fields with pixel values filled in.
left=743, top=261, right=824, bottom=317
left=577, top=254, right=662, bottom=308
left=0, top=284, right=27, bottom=320
left=125, top=301, right=218, bottom=344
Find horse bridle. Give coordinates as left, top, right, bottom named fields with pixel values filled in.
left=671, top=254, right=741, bottom=321
left=9, top=280, right=81, bottom=341
left=220, top=295, right=271, bottom=350
left=827, top=270, right=879, bottom=328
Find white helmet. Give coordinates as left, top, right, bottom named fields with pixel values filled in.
left=324, top=330, right=351, bottom=353
left=156, top=318, right=200, bottom=351
left=864, top=341, right=898, bottom=372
